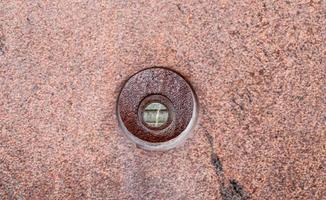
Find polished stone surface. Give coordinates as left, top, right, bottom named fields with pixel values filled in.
left=0, top=0, right=325, bottom=199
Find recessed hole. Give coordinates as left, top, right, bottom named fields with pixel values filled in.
left=117, top=67, right=197, bottom=150
left=142, top=102, right=169, bottom=128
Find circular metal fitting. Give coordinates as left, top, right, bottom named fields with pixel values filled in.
left=117, top=67, right=197, bottom=150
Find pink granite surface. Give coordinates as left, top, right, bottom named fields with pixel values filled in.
left=0, top=0, right=325, bottom=199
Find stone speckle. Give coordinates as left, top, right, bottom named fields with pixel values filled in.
left=0, top=0, right=325, bottom=199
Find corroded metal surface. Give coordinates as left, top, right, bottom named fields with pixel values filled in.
left=117, top=68, right=195, bottom=144
left=0, top=0, right=325, bottom=199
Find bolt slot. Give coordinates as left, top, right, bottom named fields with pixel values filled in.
left=142, top=102, right=169, bottom=128
left=138, top=94, right=174, bottom=132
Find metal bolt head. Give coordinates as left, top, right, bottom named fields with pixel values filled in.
left=117, top=67, right=197, bottom=150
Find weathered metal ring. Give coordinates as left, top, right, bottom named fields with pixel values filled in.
left=117, top=67, right=197, bottom=150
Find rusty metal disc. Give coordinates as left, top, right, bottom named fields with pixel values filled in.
left=117, top=67, right=197, bottom=150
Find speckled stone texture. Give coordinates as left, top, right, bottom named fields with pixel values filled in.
left=0, top=0, right=325, bottom=199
